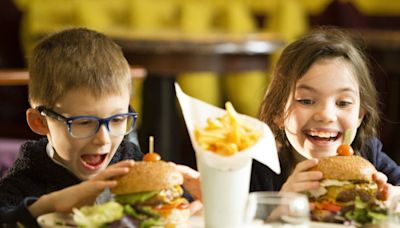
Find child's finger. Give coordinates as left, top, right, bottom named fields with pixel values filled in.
left=281, top=171, right=321, bottom=193
left=97, top=180, right=119, bottom=189
left=377, top=183, right=389, bottom=201
left=175, top=164, right=200, bottom=179
left=91, top=160, right=135, bottom=181
left=293, top=159, right=319, bottom=173
left=188, top=200, right=203, bottom=216
left=281, top=180, right=320, bottom=193
left=92, top=167, right=130, bottom=181
left=85, top=180, right=119, bottom=191
left=293, top=171, right=323, bottom=182
left=373, top=172, right=388, bottom=184
left=372, top=172, right=389, bottom=201
left=108, top=160, right=135, bottom=169
left=291, top=181, right=320, bottom=193
left=173, top=164, right=202, bottom=201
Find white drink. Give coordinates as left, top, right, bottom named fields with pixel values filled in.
left=197, top=154, right=252, bottom=228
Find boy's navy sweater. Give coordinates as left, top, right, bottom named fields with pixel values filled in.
left=0, top=138, right=143, bottom=227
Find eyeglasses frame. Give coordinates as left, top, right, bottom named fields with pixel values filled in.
left=36, top=106, right=138, bottom=139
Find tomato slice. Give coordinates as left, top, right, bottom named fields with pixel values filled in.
left=318, top=202, right=342, bottom=213
left=177, top=203, right=189, bottom=209
left=154, top=202, right=188, bottom=211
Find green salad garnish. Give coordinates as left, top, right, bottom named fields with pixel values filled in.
left=73, top=201, right=124, bottom=227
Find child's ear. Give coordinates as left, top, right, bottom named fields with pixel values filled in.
left=26, top=108, right=49, bottom=135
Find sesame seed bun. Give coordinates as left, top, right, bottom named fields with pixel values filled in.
left=111, top=161, right=183, bottom=195
left=310, top=155, right=377, bottom=181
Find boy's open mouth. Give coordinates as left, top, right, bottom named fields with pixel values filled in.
left=81, top=154, right=108, bottom=170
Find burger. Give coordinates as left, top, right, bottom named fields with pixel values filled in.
left=73, top=161, right=190, bottom=227
left=111, top=161, right=190, bottom=227
left=307, top=155, right=387, bottom=226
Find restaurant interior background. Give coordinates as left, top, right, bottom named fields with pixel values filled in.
left=1, top=0, right=400, bottom=172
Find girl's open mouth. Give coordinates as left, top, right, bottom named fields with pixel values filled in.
left=80, top=153, right=108, bottom=170
left=307, top=134, right=338, bottom=142
left=305, top=130, right=342, bottom=144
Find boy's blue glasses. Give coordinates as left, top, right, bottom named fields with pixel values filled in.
left=36, top=106, right=138, bottom=139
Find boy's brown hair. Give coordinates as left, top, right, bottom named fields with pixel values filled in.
left=258, top=27, right=379, bottom=157
left=28, top=27, right=132, bottom=108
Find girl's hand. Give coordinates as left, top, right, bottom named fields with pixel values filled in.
left=175, top=164, right=203, bottom=215
left=29, top=160, right=135, bottom=217
left=280, top=159, right=323, bottom=193
left=372, top=172, right=391, bottom=201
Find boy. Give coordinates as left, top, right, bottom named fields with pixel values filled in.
left=0, top=28, right=144, bottom=226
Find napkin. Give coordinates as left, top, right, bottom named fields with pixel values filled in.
left=175, top=83, right=280, bottom=174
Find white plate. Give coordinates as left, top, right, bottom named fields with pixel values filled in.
left=310, top=222, right=353, bottom=228
left=37, top=212, right=76, bottom=227
left=37, top=213, right=352, bottom=228
left=188, top=216, right=352, bottom=228
left=37, top=214, right=203, bottom=228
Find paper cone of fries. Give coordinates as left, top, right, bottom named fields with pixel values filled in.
left=175, top=83, right=280, bottom=228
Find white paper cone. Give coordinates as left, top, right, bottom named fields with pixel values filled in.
left=175, top=83, right=281, bottom=228
left=175, top=83, right=280, bottom=173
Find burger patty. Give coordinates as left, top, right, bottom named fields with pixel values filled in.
left=336, top=188, right=372, bottom=203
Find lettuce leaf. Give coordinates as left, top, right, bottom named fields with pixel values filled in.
left=73, top=201, right=124, bottom=227
left=115, top=191, right=158, bottom=204
left=344, top=197, right=387, bottom=225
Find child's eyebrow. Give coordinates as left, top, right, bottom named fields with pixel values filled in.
left=296, top=84, right=316, bottom=92
left=296, top=84, right=358, bottom=94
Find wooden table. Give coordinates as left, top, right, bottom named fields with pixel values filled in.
left=0, top=68, right=146, bottom=85
left=0, top=69, right=29, bottom=85
left=109, top=31, right=285, bottom=164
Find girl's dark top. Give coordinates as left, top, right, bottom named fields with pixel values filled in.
left=0, top=138, right=143, bottom=227
left=250, top=137, right=400, bottom=192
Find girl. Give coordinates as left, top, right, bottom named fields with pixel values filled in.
left=250, top=27, right=400, bottom=196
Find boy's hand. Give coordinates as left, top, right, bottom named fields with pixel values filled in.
left=280, top=159, right=323, bottom=193
left=372, top=172, right=390, bottom=201
left=29, top=160, right=135, bottom=217
left=175, top=164, right=203, bottom=215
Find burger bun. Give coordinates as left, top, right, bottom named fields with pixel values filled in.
left=112, top=161, right=183, bottom=195
left=310, top=155, right=376, bottom=181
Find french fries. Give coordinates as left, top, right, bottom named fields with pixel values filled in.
left=194, top=102, right=261, bottom=156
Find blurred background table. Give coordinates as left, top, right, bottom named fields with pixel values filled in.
left=110, top=31, right=285, bottom=165
left=1, top=0, right=400, bottom=173
left=357, top=29, right=400, bottom=162
left=0, top=69, right=29, bottom=85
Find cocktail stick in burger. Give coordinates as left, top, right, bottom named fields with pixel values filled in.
left=336, top=129, right=354, bottom=156
left=143, top=136, right=161, bottom=162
